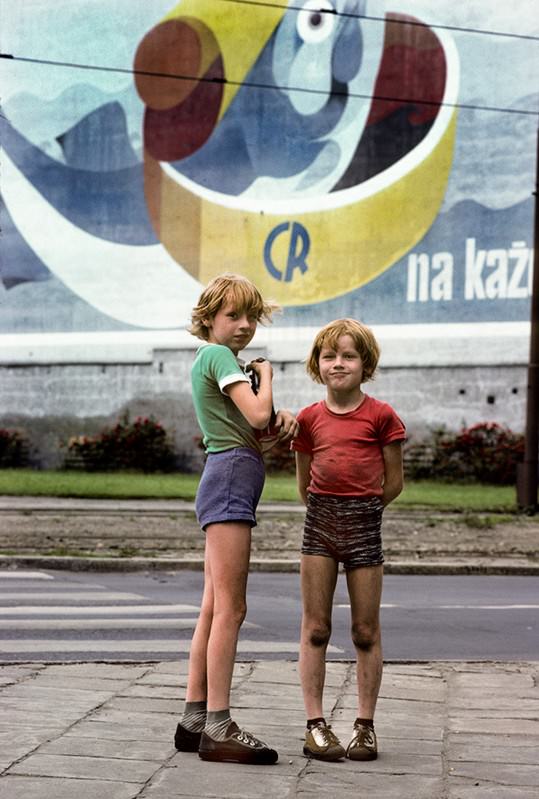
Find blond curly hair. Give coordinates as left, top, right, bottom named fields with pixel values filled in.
left=189, top=273, right=280, bottom=341
left=306, top=318, right=380, bottom=383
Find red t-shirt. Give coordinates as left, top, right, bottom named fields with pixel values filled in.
left=292, top=396, right=406, bottom=497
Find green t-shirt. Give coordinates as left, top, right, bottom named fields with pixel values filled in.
left=191, top=343, right=261, bottom=453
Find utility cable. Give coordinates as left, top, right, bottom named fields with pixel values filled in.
left=1, top=52, right=537, bottom=117
left=219, top=0, right=539, bottom=43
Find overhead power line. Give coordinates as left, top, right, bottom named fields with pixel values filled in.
left=220, top=0, right=539, bottom=43
left=1, top=52, right=537, bottom=118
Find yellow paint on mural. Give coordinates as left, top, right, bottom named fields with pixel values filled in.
left=140, top=2, right=460, bottom=307
left=163, top=0, right=286, bottom=119
left=154, top=109, right=457, bottom=304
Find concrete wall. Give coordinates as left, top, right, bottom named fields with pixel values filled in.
left=0, top=323, right=529, bottom=469
left=0, top=352, right=200, bottom=470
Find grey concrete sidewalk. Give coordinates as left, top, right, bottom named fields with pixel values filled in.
left=1, top=496, right=538, bottom=575
left=1, top=659, right=538, bottom=798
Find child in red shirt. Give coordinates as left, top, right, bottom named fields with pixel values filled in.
left=292, top=318, right=405, bottom=763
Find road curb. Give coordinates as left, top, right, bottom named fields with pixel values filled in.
left=0, top=554, right=537, bottom=575
left=0, top=498, right=524, bottom=518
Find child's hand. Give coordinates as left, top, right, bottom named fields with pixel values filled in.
left=246, top=357, right=273, bottom=395
left=274, top=409, right=299, bottom=441
left=246, top=357, right=273, bottom=388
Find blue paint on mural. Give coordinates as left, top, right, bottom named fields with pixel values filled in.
left=0, top=196, right=52, bottom=289
left=280, top=197, right=534, bottom=326
left=0, top=0, right=536, bottom=333
left=0, top=108, right=157, bottom=246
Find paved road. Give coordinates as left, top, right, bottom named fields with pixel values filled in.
left=0, top=569, right=537, bottom=662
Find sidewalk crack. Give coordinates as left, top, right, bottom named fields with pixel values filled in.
left=1, top=662, right=156, bottom=776
left=329, top=662, right=354, bottom=722
left=441, top=664, right=456, bottom=799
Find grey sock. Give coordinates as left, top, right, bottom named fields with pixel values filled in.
left=205, top=709, right=232, bottom=741
left=181, top=700, right=207, bottom=733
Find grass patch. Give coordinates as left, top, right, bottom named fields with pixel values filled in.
left=43, top=547, right=97, bottom=558
left=393, top=480, right=517, bottom=513
left=0, top=469, right=201, bottom=500
left=460, top=513, right=515, bottom=530
left=0, top=469, right=519, bottom=512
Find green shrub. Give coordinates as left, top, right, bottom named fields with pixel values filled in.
left=262, top=436, right=296, bottom=474
left=0, top=428, right=29, bottom=468
left=65, top=415, right=176, bottom=472
left=436, top=422, right=524, bottom=484
left=405, top=423, right=524, bottom=484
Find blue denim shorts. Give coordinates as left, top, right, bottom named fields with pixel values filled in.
left=195, top=447, right=265, bottom=531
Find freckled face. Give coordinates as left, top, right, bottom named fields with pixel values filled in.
left=318, top=334, right=364, bottom=389
left=205, top=299, right=258, bottom=354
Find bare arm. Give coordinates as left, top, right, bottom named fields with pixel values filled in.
left=226, top=360, right=273, bottom=429
left=381, top=441, right=404, bottom=507
left=295, top=451, right=312, bottom=506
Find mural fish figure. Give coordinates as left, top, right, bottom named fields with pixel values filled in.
left=1, top=0, right=459, bottom=327
left=136, top=0, right=459, bottom=306
left=137, top=0, right=385, bottom=198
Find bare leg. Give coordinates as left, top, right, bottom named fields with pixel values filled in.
left=299, top=555, right=338, bottom=719
left=204, top=521, right=252, bottom=711
left=185, top=550, right=214, bottom=701
left=346, top=565, right=383, bottom=719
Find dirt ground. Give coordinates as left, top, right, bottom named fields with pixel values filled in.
left=1, top=508, right=537, bottom=563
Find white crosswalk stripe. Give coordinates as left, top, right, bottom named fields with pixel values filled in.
left=0, top=639, right=306, bottom=654
left=337, top=602, right=539, bottom=610
left=0, top=604, right=200, bottom=616
left=0, top=571, right=54, bottom=580
left=0, top=570, right=343, bottom=661
left=0, top=591, right=146, bottom=601
left=0, top=618, right=203, bottom=630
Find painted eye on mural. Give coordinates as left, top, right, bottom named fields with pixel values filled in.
left=297, top=0, right=336, bottom=44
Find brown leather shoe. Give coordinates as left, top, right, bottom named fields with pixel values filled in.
left=198, top=721, right=278, bottom=765
left=303, top=722, right=345, bottom=761
left=174, top=722, right=202, bottom=752
left=346, top=722, right=378, bottom=760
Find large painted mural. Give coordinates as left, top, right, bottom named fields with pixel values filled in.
left=0, top=0, right=537, bottom=333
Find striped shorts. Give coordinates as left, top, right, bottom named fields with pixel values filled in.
left=302, top=493, right=384, bottom=570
